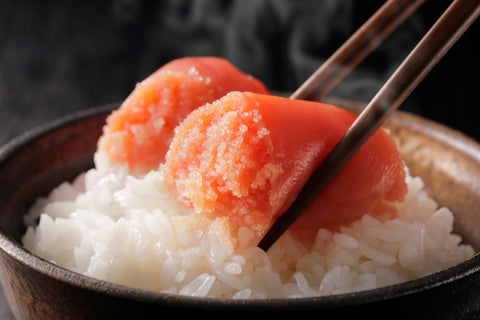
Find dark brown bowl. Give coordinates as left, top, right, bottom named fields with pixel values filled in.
left=0, top=100, right=479, bottom=319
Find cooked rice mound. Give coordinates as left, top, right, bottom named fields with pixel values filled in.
left=22, top=154, right=474, bottom=299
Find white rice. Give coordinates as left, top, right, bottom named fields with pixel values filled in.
left=22, top=153, right=475, bottom=299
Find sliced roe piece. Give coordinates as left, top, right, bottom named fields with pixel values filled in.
left=164, top=92, right=407, bottom=240
left=98, top=57, right=268, bottom=173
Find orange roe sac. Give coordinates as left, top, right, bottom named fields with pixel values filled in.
left=165, top=92, right=282, bottom=232
left=164, top=92, right=407, bottom=237
left=97, top=57, right=268, bottom=173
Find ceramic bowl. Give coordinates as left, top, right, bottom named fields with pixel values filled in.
left=0, top=100, right=479, bottom=319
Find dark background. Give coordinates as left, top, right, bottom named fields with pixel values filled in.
left=0, top=0, right=479, bottom=318
left=1, top=0, right=480, bottom=147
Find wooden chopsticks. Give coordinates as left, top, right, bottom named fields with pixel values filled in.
left=259, top=0, right=480, bottom=251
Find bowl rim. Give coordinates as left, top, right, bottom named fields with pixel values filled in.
left=0, top=104, right=479, bottom=311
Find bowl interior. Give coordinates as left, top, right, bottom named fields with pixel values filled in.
left=328, top=97, right=480, bottom=250
left=0, top=105, right=111, bottom=243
